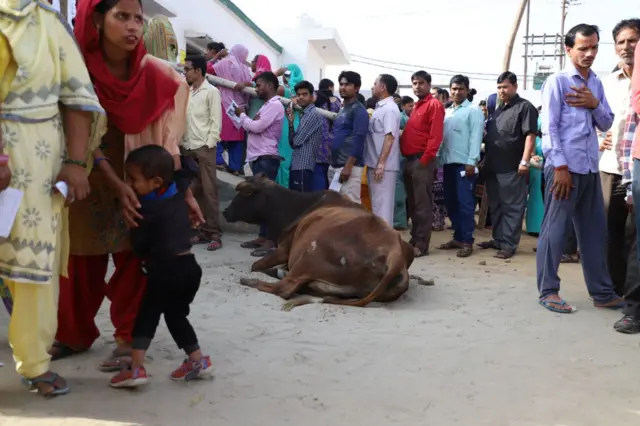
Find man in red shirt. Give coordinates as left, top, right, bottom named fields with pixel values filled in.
left=400, top=71, right=446, bottom=257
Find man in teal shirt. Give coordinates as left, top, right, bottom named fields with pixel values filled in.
left=394, top=96, right=415, bottom=229
left=437, top=75, right=485, bottom=257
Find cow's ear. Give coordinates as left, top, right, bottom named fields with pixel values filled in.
left=236, top=181, right=255, bottom=196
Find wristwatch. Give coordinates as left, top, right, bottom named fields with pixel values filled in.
left=520, top=160, right=530, bottom=168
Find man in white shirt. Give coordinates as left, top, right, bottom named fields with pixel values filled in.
left=598, top=19, right=639, bottom=297
left=182, top=55, right=223, bottom=251
left=364, top=74, right=401, bottom=226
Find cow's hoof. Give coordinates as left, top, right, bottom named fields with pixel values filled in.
left=281, top=300, right=297, bottom=312
left=281, top=296, right=322, bottom=311
left=240, top=278, right=259, bottom=288
left=410, top=275, right=435, bottom=286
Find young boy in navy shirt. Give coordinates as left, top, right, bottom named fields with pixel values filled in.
left=110, top=145, right=212, bottom=388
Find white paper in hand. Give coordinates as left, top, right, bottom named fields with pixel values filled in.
left=0, top=188, right=23, bottom=238
left=54, top=181, right=69, bottom=199
left=329, top=168, right=343, bottom=192
left=226, top=100, right=242, bottom=129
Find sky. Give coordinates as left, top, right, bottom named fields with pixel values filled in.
left=232, top=0, right=639, bottom=100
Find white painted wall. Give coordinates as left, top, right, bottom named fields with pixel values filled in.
left=269, top=30, right=326, bottom=85
left=160, top=0, right=281, bottom=67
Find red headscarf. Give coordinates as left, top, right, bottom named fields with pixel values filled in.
left=74, top=0, right=179, bottom=135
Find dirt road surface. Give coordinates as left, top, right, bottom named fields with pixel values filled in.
left=1, top=229, right=639, bottom=426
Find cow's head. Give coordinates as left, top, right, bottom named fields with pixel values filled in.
left=222, top=173, right=275, bottom=224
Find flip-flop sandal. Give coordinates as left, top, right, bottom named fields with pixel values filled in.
left=98, top=351, right=132, bottom=373
left=413, top=247, right=429, bottom=258
left=494, top=250, right=514, bottom=259
left=560, top=254, right=580, bottom=263
left=438, top=240, right=461, bottom=250
left=191, top=233, right=211, bottom=245
left=241, top=239, right=264, bottom=249
left=206, top=239, right=222, bottom=251
left=593, top=297, right=625, bottom=310
left=250, top=247, right=276, bottom=257
left=50, top=342, right=88, bottom=361
left=477, top=240, right=499, bottom=250
left=539, top=297, right=576, bottom=314
left=23, top=372, right=70, bottom=398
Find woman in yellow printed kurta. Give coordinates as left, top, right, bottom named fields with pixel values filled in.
left=0, top=0, right=104, bottom=397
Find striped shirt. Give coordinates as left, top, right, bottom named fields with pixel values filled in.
left=289, top=104, right=323, bottom=171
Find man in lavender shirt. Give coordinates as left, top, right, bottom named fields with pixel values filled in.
left=537, top=23, right=624, bottom=313
left=234, top=71, right=285, bottom=257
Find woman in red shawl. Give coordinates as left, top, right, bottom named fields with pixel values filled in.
left=51, top=0, right=203, bottom=371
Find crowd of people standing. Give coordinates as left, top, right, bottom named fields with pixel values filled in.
left=1, top=0, right=640, bottom=400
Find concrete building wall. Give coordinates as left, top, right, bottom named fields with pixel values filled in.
left=162, top=0, right=281, bottom=67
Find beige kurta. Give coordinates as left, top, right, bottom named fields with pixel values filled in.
left=68, top=55, right=188, bottom=256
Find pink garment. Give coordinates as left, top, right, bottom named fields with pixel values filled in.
left=240, top=96, right=285, bottom=162
left=252, top=55, right=272, bottom=80
left=214, top=45, right=252, bottom=141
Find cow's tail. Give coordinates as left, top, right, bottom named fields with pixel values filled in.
left=324, top=244, right=407, bottom=308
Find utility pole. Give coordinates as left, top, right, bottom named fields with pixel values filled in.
left=523, top=0, right=531, bottom=89
left=559, top=0, right=581, bottom=68
left=502, top=0, right=530, bottom=72
left=560, top=0, right=567, bottom=68
left=60, top=0, right=68, bottom=20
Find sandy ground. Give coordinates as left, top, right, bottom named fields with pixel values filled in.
left=1, top=229, right=640, bottom=426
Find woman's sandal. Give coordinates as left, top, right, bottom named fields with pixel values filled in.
left=49, top=342, right=88, bottom=361
left=191, top=232, right=210, bottom=245
left=23, top=372, right=69, bottom=398
left=98, top=350, right=132, bottom=373
left=206, top=238, right=222, bottom=251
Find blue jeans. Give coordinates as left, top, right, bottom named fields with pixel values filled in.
left=443, top=163, right=477, bottom=244
left=311, top=163, right=329, bottom=191
left=250, top=156, right=281, bottom=238
left=216, top=141, right=246, bottom=172
left=289, top=169, right=314, bottom=192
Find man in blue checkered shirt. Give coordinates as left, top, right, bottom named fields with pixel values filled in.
left=287, top=81, right=324, bottom=192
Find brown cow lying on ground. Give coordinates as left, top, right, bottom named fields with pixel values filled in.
left=222, top=174, right=429, bottom=310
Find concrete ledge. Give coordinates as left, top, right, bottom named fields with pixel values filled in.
left=217, top=170, right=258, bottom=234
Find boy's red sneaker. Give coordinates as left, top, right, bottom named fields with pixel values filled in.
left=170, top=356, right=213, bottom=381
left=110, top=366, right=150, bottom=388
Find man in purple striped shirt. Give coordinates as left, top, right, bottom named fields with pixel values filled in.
left=235, top=71, right=284, bottom=257
left=537, top=23, right=623, bottom=313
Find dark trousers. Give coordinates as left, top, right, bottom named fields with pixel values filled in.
left=626, top=159, right=640, bottom=316
left=564, top=225, right=578, bottom=255
left=601, top=172, right=629, bottom=296
left=289, top=169, right=314, bottom=192
left=216, top=141, right=246, bottom=172
left=132, top=255, right=202, bottom=354
left=536, top=167, right=617, bottom=302
left=311, top=163, right=329, bottom=191
left=404, top=158, right=436, bottom=251
left=443, top=163, right=477, bottom=244
left=486, top=171, right=528, bottom=253
left=250, top=156, right=281, bottom=238
left=623, top=212, right=640, bottom=317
